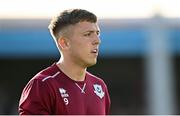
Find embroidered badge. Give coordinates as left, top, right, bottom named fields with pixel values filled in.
left=93, top=84, right=105, bottom=99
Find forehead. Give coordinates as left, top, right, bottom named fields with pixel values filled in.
left=72, top=21, right=100, bottom=32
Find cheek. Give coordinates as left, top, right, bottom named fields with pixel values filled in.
left=70, top=44, right=90, bottom=58
left=69, top=38, right=91, bottom=55
left=71, top=40, right=89, bottom=50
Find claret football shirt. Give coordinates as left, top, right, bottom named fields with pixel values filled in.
left=19, top=63, right=111, bottom=115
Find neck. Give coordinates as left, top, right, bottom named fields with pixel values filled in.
left=56, top=58, right=86, bottom=81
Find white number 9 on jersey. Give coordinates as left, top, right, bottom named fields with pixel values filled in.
left=63, top=98, right=69, bottom=105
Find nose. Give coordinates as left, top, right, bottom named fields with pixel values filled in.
left=93, top=35, right=101, bottom=45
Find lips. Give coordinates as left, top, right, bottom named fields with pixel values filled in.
left=92, top=49, right=98, bottom=53
left=91, top=48, right=99, bottom=55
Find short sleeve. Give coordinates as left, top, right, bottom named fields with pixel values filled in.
left=18, top=78, right=54, bottom=115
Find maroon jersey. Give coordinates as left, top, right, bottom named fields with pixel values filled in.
left=18, top=63, right=111, bottom=115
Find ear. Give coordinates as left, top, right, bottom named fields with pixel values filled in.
left=57, top=37, right=70, bottom=49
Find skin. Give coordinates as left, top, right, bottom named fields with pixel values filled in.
left=56, top=21, right=101, bottom=81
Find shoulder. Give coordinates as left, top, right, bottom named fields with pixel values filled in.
left=21, top=64, right=61, bottom=98
left=32, top=63, right=60, bottom=82
left=19, top=64, right=60, bottom=114
left=86, top=71, right=106, bottom=86
left=23, top=64, right=62, bottom=93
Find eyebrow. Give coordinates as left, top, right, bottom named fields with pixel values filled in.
left=83, top=30, right=100, bottom=33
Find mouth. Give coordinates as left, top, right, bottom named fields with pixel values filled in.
left=91, top=48, right=99, bottom=56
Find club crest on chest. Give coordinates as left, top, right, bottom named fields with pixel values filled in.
left=93, top=84, right=105, bottom=99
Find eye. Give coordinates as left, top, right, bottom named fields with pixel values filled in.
left=84, top=32, right=91, bottom=37
left=96, top=31, right=100, bottom=36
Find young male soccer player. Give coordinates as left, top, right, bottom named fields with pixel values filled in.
left=18, top=9, right=111, bottom=115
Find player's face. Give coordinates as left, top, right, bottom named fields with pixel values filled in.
left=68, top=21, right=101, bottom=68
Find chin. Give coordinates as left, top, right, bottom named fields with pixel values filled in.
left=86, top=60, right=97, bottom=67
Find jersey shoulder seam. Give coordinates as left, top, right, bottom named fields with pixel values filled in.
left=41, top=71, right=60, bottom=82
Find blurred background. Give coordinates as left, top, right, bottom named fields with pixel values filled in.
left=0, top=0, right=180, bottom=114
